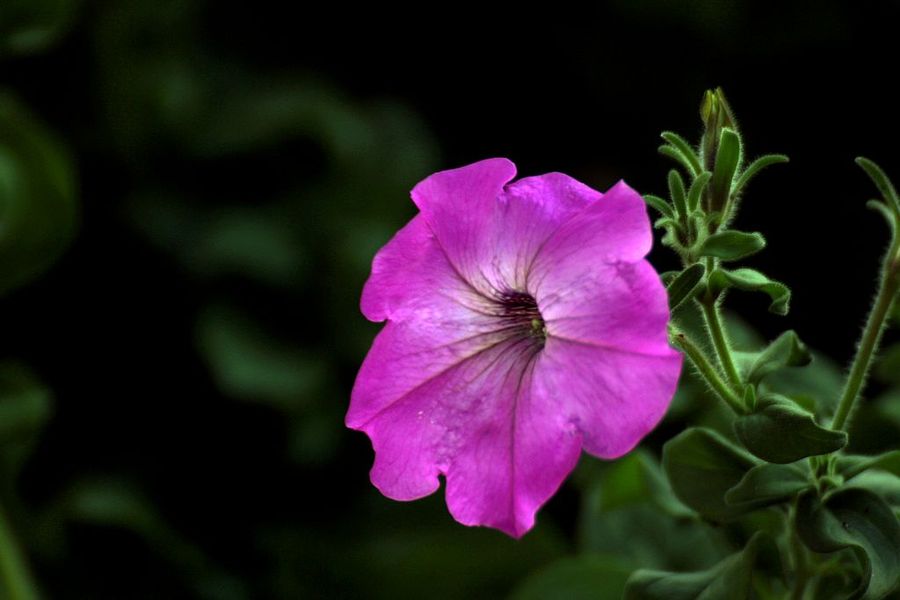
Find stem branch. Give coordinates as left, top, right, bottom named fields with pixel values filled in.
left=671, top=327, right=745, bottom=414
left=700, top=296, right=743, bottom=390
left=831, top=235, right=900, bottom=432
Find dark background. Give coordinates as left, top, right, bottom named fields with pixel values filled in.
left=2, top=1, right=900, bottom=598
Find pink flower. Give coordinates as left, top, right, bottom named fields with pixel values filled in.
left=347, top=158, right=682, bottom=537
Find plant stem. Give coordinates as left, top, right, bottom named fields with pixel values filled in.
left=0, top=503, right=39, bottom=600
left=700, top=296, right=743, bottom=389
left=670, top=327, right=745, bottom=414
left=831, top=234, right=900, bottom=432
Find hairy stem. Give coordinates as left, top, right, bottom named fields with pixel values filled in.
left=670, top=327, right=745, bottom=414
left=0, top=503, right=39, bottom=600
left=831, top=234, right=900, bottom=432
left=700, top=296, right=743, bottom=390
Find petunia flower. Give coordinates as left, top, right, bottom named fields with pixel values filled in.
left=347, top=158, right=682, bottom=538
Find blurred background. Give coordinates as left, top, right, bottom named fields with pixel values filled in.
left=3, top=1, right=900, bottom=598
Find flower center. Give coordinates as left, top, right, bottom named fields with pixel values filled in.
left=498, top=291, right=546, bottom=346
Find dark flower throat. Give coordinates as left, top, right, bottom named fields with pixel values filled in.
left=498, top=291, right=546, bottom=346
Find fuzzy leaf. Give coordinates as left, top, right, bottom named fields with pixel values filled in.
left=666, top=264, right=706, bottom=312
left=747, top=330, right=812, bottom=384
left=687, top=171, right=712, bottom=214
left=708, top=268, right=791, bottom=315
left=698, top=231, right=766, bottom=261
left=644, top=194, right=675, bottom=219
left=709, top=128, right=741, bottom=211
left=668, top=169, right=688, bottom=217
left=624, top=532, right=767, bottom=600
left=733, top=154, right=788, bottom=196
left=662, top=427, right=758, bottom=521
left=838, top=451, right=900, bottom=481
left=734, top=395, right=846, bottom=464
left=661, top=131, right=702, bottom=176
left=725, top=463, right=810, bottom=508
left=857, top=157, right=900, bottom=214
left=795, top=488, right=900, bottom=599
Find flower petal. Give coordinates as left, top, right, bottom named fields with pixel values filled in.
left=539, top=259, right=673, bottom=355
left=534, top=337, right=682, bottom=458
left=351, top=329, right=582, bottom=537
left=411, top=161, right=598, bottom=293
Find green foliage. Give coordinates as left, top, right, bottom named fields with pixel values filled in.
left=724, top=463, right=810, bottom=508
left=795, top=488, right=900, bottom=599
left=624, top=532, right=768, bottom=600
left=734, top=395, right=847, bottom=463
left=662, top=427, right=757, bottom=521
left=708, top=268, right=791, bottom=315
left=698, top=230, right=766, bottom=261
left=666, top=263, right=706, bottom=312
left=746, top=330, right=811, bottom=384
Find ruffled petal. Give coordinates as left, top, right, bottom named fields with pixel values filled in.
left=411, top=161, right=598, bottom=293
left=534, top=337, right=682, bottom=458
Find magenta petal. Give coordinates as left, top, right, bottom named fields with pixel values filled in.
left=351, top=161, right=682, bottom=538
left=412, top=162, right=598, bottom=292
left=534, top=337, right=682, bottom=458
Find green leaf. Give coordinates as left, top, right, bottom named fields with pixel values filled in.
left=733, top=154, right=789, bottom=196
left=795, top=488, right=900, bottom=599
left=644, top=194, right=675, bottom=219
left=850, top=471, right=900, bottom=507
left=734, top=395, right=847, bottom=464
left=747, top=330, right=812, bottom=384
left=659, top=145, right=699, bottom=178
left=0, top=93, right=78, bottom=295
left=838, top=451, right=900, bottom=480
left=857, top=157, right=900, bottom=214
left=662, top=427, right=758, bottom=521
left=668, top=169, right=688, bottom=217
left=624, top=532, right=767, bottom=600
left=724, top=463, right=810, bottom=508
left=708, top=268, right=791, bottom=315
left=709, top=128, right=742, bottom=211
left=866, top=199, right=896, bottom=235
left=666, top=264, right=706, bottom=312
left=687, top=171, right=712, bottom=214
left=661, top=131, right=702, bottom=176
left=698, top=231, right=766, bottom=261
left=510, top=554, right=633, bottom=600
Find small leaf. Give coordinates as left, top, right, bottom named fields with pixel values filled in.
left=662, top=427, right=758, bottom=521
left=857, top=157, right=900, bottom=214
left=644, top=194, right=674, bottom=219
left=725, top=463, right=810, bottom=507
left=661, top=131, right=702, bottom=176
left=747, top=330, right=812, bottom=384
left=659, top=145, right=699, bottom=178
left=866, top=199, right=896, bottom=235
left=795, top=488, right=900, bottom=599
left=666, top=264, right=706, bottom=312
left=698, top=231, right=766, bottom=261
left=668, top=169, right=688, bottom=217
left=708, top=268, right=791, bottom=315
left=733, top=154, right=789, bottom=196
left=624, top=532, right=767, bottom=600
left=838, top=451, right=900, bottom=480
left=686, top=171, right=712, bottom=214
left=709, top=128, right=742, bottom=211
left=734, top=395, right=847, bottom=464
